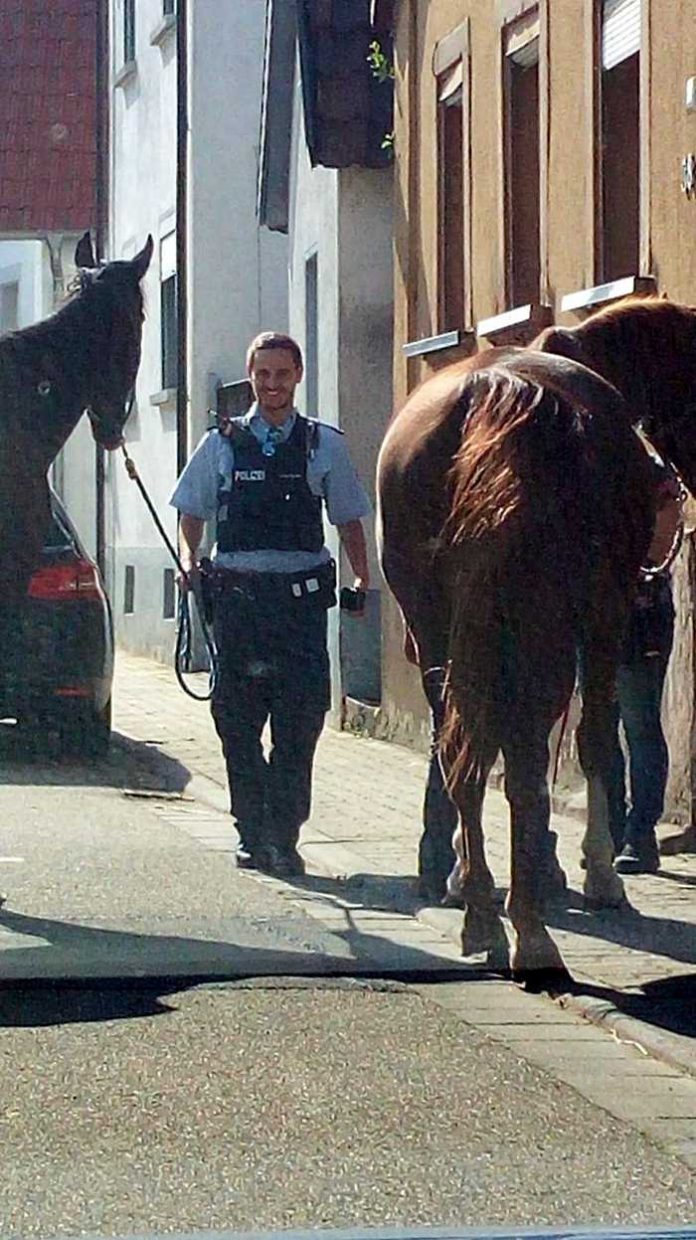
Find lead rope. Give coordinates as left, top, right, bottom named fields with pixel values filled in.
left=120, top=444, right=218, bottom=701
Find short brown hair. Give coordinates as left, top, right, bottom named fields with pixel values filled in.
left=246, top=332, right=303, bottom=372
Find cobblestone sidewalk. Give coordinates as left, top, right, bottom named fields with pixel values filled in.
left=113, top=650, right=696, bottom=1066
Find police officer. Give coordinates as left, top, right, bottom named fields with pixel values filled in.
left=170, top=332, right=371, bottom=878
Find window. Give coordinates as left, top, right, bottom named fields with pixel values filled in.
left=160, top=231, right=177, bottom=391
left=304, top=252, right=318, bottom=415
left=0, top=282, right=19, bottom=333
left=124, top=565, right=135, bottom=615
left=434, top=21, right=470, bottom=333
left=503, top=10, right=540, bottom=307
left=600, top=0, right=640, bottom=280
left=163, top=0, right=175, bottom=12
left=124, top=0, right=136, bottom=63
left=438, top=67, right=465, bottom=330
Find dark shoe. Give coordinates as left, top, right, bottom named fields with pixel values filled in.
left=261, top=844, right=306, bottom=878
left=235, top=842, right=265, bottom=870
left=416, top=874, right=448, bottom=904
left=614, top=843, right=660, bottom=875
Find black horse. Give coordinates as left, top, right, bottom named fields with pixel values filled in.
left=0, top=231, right=153, bottom=617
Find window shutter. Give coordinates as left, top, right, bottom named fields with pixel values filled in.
left=602, top=0, right=641, bottom=71
left=505, top=10, right=540, bottom=69
left=509, top=36, right=539, bottom=69
left=439, top=61, right=463, bottom=106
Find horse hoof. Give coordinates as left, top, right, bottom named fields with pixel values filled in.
left=461, top=910, right=508, bottom=960
left=512, top=965, right=574, bottom=994
left=485, top=940, right=511, bottom=974
left=583, top=868, right=627, bottom=910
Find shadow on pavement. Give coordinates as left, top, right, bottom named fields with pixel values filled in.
left=0, top=723, right=191, bottom=796
left=296, top=871, right=428, bottom=916
left=0, top=978, right=186, bottom=1026
left=565, top=973, right=696, bottom=1041
left=546, top=901, right=696, bottom=970
left=0, top=904, right=491, bottom=1027
left=657, top=868, right=696, bottom=889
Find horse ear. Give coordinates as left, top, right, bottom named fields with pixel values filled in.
left=537, top=326, right=580, bottom=359
left=131, top=234, right=154, bottom=281
left=74, top=231, right=96, bottom=269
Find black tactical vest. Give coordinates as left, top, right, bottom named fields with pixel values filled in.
left=216, top=415, right=324, bottom=554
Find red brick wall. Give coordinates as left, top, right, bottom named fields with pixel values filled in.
left=0, top=0, right=97, bottom=234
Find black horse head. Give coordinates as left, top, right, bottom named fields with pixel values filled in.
left=73, top=231, right=154, bottom=449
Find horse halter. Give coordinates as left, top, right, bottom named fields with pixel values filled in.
left=86, top=387, right=136, bottom=444
left=634, top=424, right=688, bottom=580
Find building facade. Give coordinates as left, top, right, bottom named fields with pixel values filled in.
left=258, top=0, right=394, bottom=716
left=383, top=0, right=696, bottom=820
left=93, top=0, right=288, bottom=660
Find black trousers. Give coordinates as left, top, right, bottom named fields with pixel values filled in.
left=211, top=573, right=331, bottom=852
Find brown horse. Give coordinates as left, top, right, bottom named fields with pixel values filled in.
left=377, top=298, right=696, bottom=983
left=0, top=232, right=152, bottom=623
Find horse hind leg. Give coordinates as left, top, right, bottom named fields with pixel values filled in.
left=444, top=747, right=510, bottom=973
left=502, top=728, right=570, bottom=987
left=577, top=693, right=628, bottom=910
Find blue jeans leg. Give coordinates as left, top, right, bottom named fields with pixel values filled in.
left=616, top=657, right=669, bottom=851
left=605, top=698, right=628, bottom=852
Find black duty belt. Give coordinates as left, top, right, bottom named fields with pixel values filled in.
left=210, top=559, right=337, bottom=607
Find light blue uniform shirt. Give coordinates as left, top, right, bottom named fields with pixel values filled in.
left=170, top=404, right=371, bottom=574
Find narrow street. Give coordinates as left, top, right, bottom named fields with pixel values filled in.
left=0, top=687, right=695, bottom=1238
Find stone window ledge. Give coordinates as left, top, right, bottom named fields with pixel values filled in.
left=477, top=302, right=553, bottom=345
left=150, top=388, right=177, bottom=409
left=114, top=60, right=137, bottom=89
left=402, top=328, right=476, bottom=359
left=150, top=13, right=176, bottom=47
left=561, top=275, right=657, bottom=315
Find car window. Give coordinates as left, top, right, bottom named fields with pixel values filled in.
left=43, top=512, right=74, bottom=553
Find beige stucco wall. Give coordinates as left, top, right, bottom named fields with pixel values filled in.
left=385, top=0, right=696, bottom=824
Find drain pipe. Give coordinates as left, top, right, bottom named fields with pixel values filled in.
left=95, top=0, right=109, bottom=573
left=176, top=0, right=189, bottom=475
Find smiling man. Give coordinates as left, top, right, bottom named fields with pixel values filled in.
left=170, top=331, right=370, bottom=878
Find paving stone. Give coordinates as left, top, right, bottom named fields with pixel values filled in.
left=113, top=652, right=696, bottom=1081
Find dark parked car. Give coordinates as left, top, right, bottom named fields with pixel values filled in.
left=0, top=490, right=114, bottom=756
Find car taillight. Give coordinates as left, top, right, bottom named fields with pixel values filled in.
left=28, top=558, right=104, bottom=602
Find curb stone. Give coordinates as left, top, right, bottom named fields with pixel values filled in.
left=556, top=987, right=696, bottom=1080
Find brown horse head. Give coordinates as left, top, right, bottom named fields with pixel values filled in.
left=72, top=232, right=154, bottom=449
left=539, top=298, right=696, bottom=493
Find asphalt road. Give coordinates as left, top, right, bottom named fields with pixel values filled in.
left=0, top=729, right=694, bottom=1238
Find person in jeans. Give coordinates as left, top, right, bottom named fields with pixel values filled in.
left=611, top=462, right=683, bottom=875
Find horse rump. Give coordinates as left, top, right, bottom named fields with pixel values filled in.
left=439, top=363, right=628, bottom=787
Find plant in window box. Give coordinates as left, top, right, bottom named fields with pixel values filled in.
left=367, top=39, right=395, bottom=156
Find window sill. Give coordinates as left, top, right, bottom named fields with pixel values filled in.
left=402, top=328, right=476, bottom=359
left=150, top=388, right=177, bottom=409
left=150, top=13, right=176, bottom=46
left=114, top=60, right=137, bottom=89
left=477, top=302, right=553, bottom=345
left=561, top=275, right=656, bottom=315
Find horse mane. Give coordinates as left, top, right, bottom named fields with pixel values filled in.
left=571, top=296, right=696, bottom=427
left=0, top=265, right=144, bottom=385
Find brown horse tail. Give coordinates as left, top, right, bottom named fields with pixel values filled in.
left=439, top=367, right=565, bottom=786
